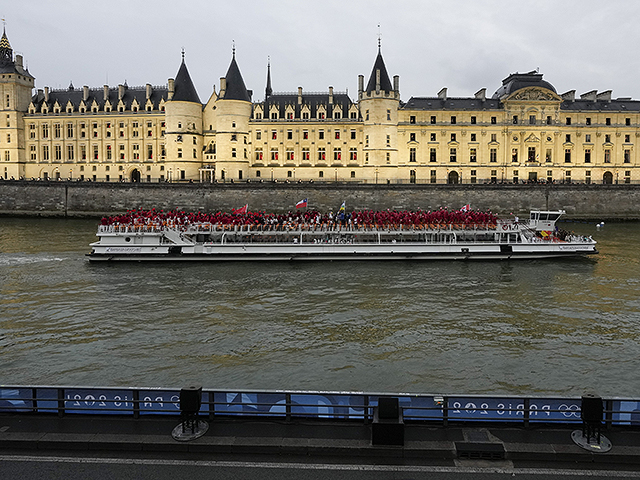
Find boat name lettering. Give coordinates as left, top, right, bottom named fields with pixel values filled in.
left=105, top=247, right=143, bottom=253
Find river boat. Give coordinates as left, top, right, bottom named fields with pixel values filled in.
left=87, top=210, right=597, bottom=262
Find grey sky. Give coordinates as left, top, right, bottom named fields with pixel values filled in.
left=6, top=0, right=640, bottom=103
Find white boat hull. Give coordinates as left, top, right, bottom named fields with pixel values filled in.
left=88, top=241, right=598, bottom=262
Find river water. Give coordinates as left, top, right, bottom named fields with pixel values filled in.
left=0, top=217, right=639, bottom=398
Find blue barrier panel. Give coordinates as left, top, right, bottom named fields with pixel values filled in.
left=400, top=396, right=443, bottom=421
left=0, top=388, right=32, bottom=412
left=64, top=389, right=135, bottom=414
left=290, top=394, right=366, bottom=419
left=213, top=392, right=287, bottom=416
left=529, top=399, right=582, bottom=423
left=36, top=388, right=59, bottom=413
left=447, top=397, right=582, bottom=423
left=611, top=400, right=640, bottom=425
left=139, top=390, right=182, bottom=415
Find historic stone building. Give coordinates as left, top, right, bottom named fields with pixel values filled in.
left=1, top=27, right=638, bottom=185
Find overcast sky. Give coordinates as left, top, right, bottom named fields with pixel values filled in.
left=6, top=0, right=640, bottom=103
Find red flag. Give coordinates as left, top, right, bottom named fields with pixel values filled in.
left=460, top=204, right=470, bottom=212
left=295, top=198, right=308, bottom=209
left=232, top=204, right=248, bottom=214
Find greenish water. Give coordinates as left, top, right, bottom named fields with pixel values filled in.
left=0, top=217, right=639, bottom=397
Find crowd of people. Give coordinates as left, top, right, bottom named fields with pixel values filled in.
left=100, top=207, right=499, bottom=230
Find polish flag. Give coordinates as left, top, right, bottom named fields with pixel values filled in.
left=296, top=198, right=308, bottom=209
left=232, top=204, right=248, bottom=214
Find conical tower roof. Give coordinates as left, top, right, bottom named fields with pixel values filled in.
left=172, top=57, right=201, bottom=103
left=223, top=53, right=251, bottom=102
left=0, top=28, right=13, bottom=66
left=365, top=48, right=393, bottom=93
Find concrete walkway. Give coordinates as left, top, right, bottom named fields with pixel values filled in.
left=1, top=413, right=639, bottom=467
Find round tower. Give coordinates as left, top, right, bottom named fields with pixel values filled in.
left=359, top=45, right=400, bottom=178
left=165, top=53, right=203, bottom=182
left=211, top=50, right=252, bottom=182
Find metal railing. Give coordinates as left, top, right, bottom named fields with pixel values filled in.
left=1, top=385, right=636, bottom=428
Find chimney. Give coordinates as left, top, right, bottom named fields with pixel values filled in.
left=474, top=88, right=486, bottom=101
left=375, top=69, right=381, bottom=94
left=596, top=90, right=612, bottom=102
left=168, top=78, right=175, bottom=100
left=219, top=77, right=226, bottom=98
left=118, top=84, right=125, bottom=100
left=561, top=90, right=575, bottom=102
left=393, top=75, right=399, bottom=96
left=103, top=85, right=109, bottom=102
left=438, top=87, right=447, bottom=100
left=358, top=75, right=364, bottom=97
left=146, top=83, right=152, bottom=100
left=44, top=87, right=49, bottom=103
left=37, top=89, right=44, bottom=102
left=15, top=54, right=23, bottom=69
left=83, top=85, right=89, bottom=102
left=329, top=86, right=334, bottom=104
left=298, top=86, right=303, bottom=105
left=580, top=90, right=597, bottom=101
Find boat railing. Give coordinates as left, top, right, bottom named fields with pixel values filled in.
left=100, top=222, right=500, bottom=235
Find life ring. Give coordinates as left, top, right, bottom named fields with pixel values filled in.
left=502, top=224, right=509, bottom=231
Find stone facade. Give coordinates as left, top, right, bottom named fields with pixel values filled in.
left=1, top=28, right=639, bottom=186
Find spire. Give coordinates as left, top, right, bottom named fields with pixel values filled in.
left=365, top=47, right=393, bottom=94
left=265, top=58, right=272, bottom=99
left=222, top=50, right=251, bottom=102
left=0, top=26, right=13, bottom=66
left=171, top=53, right=201, bottom=103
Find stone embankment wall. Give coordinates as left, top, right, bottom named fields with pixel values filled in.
left=0, top=181, right=637, bottom=220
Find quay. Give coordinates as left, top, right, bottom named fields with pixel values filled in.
left=2, top=180, right=640, bottom=220
left=2, top=386, right=640, bottom=478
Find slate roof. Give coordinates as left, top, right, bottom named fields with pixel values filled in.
left=492, top=71, right=557, bottom=99
left=365, top=50, right=393, bottom=93
left=560, top=99, right=640, bottom=112
left=402, top=97, right=502, bottom=111
left=172, top=60, right=201, bottom=104
left=255, top=92, right=355, bottom=120
left=29, top=84, right=169, bottom=111
left=223, top=55, right=251, bottom=102
left=403, top=95, right=640, bottom=113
